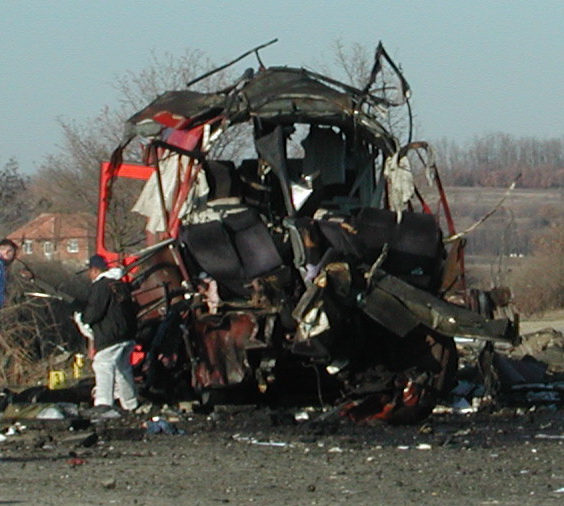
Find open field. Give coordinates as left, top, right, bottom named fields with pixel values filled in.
left=520, top=309, right=564, bottom=335
left=446, top=186, right=564, bottom=217
left=446, top=185, right=563, bottom=239
left=442, top=186, right=563, bottom=296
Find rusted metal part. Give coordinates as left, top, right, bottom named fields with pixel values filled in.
left=127, top=246, right=184, bottom=322
left=191, top=312, right=258, bottom=389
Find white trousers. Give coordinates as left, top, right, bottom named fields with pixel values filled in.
left=92, top=340, right=138, bottom=410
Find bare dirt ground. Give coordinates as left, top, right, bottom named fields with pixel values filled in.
left=2, top=313, right=564, bottom=506
left=1, top=406, right=564, bottom=506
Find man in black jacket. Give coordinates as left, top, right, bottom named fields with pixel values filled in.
left=82, top=255, right=138, bottom=412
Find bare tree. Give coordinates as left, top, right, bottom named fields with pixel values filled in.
left=0, top=158, right=32, bottom=236
left=110, top=48, right=251, bottom=162
left=434, top=134, right=564, bottom=188
left=112, top=49, right=214, bottom=112
left=30, top=47, right=257, bottom=220
left=316, top=39, right=413, bottom=144
left=31, top=117, right=110, bottom=215
left=324, top=39, right=373, bottom=88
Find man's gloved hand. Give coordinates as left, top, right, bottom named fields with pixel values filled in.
left=73, top=311, right=94, bottom=341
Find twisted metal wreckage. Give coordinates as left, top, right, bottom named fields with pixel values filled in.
left=96, top=42, right=518, bottom=424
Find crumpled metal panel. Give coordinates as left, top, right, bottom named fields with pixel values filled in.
left=127, top=90, right=225, bottom=129
left=361, top=270, right=518, bottom=344
left=124, top=68, right=388, bottom=142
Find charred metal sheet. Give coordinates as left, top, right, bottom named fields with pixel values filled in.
left=360, top=283, right=420, bottom=337
left=361, top=271, right=518, bottom=344
left=121, top=67, right=394, bottom=153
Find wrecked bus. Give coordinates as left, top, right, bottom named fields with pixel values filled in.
left=96, top=42, right=517, bottom=424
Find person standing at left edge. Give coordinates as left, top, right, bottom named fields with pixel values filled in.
left=0, top=239, right=18, bottom=308
left=81, top=254, right=139, bottom=414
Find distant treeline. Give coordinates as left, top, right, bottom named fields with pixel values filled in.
left=433, top=134, right=564, bottom=188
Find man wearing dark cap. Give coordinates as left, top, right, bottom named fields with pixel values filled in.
left=81, top=254, right=138, bottom=414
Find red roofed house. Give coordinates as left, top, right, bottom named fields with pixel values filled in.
left=7, top=213, right=97, bottom=267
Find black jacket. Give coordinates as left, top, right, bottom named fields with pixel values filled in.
left=82, top=276, right=137, bottom=352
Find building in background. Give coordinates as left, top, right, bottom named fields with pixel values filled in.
left=7, top=213, right=96, bottom=267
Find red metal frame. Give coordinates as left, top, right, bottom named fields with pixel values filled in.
left=96, top=161, right=155, bottom=266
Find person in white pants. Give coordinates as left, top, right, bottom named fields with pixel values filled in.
left=91, top=340, right=138, bottom=410
left=80, top=255, right=138, bottom=412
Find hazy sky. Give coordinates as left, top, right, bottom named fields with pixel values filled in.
left=2, top=1, right=563, bottom=173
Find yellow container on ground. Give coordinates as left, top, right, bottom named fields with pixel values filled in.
left=48, top=370, right=66, bottom=390
left=73, top=353, right=85, bottom=379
